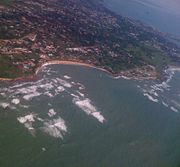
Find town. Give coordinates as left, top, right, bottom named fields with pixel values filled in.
left=0, top=0, right=180, bottom=79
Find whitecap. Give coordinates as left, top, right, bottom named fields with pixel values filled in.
left=11, top=98, right=20, bottom=105
left=76, top=91, right=85, bottom=97
left=0, top=102, right=10, bottom=109
left=17, top=114, right=35, bottom=124
left=73, top=98, right=105, bottom=123
left=23, top=92, right=41, bottom=100
left=170, top=106, right=179, bottom=113
left=42, top=147, right=46, bottom=152
left=56, top=78, right=72, bottom=88
left=143, top=93, right=159, bottom=103
left=48, top=103, right=52, bottom=106
left=70, top=93, right=79, bottom=98
left=41, top=117, right=67, bottom=138
left=77, top=83, right=85, bottom=90
left=44, top=92, right=54, bottom=98
left=20, top=105, right=29, bottom=109
left=162, top=101, right=169, bottom=108
left=48, top=109, right=57, bottom=117
left=64, top=75, right=71, bottom=79
left=0, top=92, right=6, bottom=97
left=91, top=112, right=105, bottom=123
left=37, top=117, right=44, bottom=122
left=71, top=81, right=76, bottom=85
left=17, top=113, right=36, bottom=133
left=39, top=83, right=54, bottom=90
left=149, top=90, right=159, bottom=97
left=57, top=86, right=65, bottom=92
left=16, top=85, right=38, bottom=94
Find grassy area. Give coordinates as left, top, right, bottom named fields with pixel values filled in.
left=125, top=45, right=170, bottom=70
left=0, top=55, right=21, bottom=78
left=0, top=54, right=37, bottom=79
left=0, top=0, right=11, bottom=6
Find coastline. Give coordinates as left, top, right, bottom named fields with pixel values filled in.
left=35, top=60, right=111, bottom=75
left=0, top=78, right=13, bottom=81
left=0, top=60, right=179, bottom=83
left=0, top=60, right=112, bottom=82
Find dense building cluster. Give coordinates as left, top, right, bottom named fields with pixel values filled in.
left=0, top=0, right=179, bottom=79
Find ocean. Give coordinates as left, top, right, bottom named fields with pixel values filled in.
left=0, top=64, right=180, bottom=167
left=104, top=0, right=180, bottom=37
left=0, top=0, right=180, bottom=166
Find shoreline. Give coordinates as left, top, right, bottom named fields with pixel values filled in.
left=0, top=60, right=112, bottom=82
left=36, top=60, right=111, bottom=75
left=0, top=60, right=179, bottom=83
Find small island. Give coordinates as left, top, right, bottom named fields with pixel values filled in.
left=0, top=0, right=180, bottom=80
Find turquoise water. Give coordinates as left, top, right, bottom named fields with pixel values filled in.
left=104, top=0, right=180, bottom=37
left=0, top=65, right=180, bottom=167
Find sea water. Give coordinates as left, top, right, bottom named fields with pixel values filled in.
left=104, top=0, right=180, bottom=37
left=0, top=64, right=179, bottom=167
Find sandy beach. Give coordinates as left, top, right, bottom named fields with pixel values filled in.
left=36, top=60, right=111, bottom=74
left=0, top=60, right=111, bottom=82
left=1, top=60, right=177, bottom=82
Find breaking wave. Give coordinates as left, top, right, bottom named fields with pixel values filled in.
left=0, top=65, right=106, bottom=139
left=41, top=117, right=67, bottom=138
left=73, top=98, right=105, bottom=123
left=138, top=67, right=180, bottom=113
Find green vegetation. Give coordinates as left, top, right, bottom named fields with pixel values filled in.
left=0, top=0, right=11, bottom=6
left=97, top=43, right=170, bottom=75
left=125, top=45, right=170, bottom=70
left=0, top=0, right=179, bottom=80
left=0, top=54, right=37, bottom=79
left=0, top=55, right=20, bottom=78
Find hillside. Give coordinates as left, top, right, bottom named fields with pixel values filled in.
left=0, top=0, right=180, bottom=79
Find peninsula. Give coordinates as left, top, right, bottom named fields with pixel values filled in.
left=0, top=0, right=180, bottom=80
